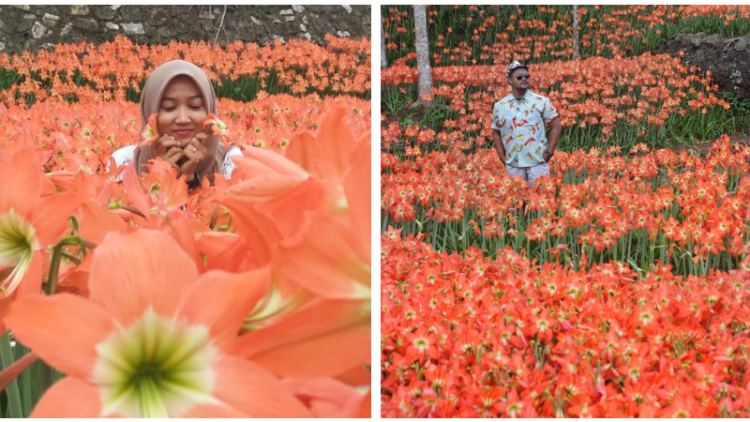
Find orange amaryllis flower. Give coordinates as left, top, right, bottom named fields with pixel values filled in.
left=139, top=113, right=160, bottom=146
left=203, top=112, right=227, bottom=136
left=0, top=146, right=83, bottom=298
left=5, top=229, right=311, bottom=418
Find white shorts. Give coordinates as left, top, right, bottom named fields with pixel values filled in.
left=505, top=163, right=549, bottom=187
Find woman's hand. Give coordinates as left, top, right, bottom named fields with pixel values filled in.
left=177, top=133, right=209, bottom=181
left=153, top=135, right=185, bottom=171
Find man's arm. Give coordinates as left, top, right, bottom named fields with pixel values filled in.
left=546, top=116, right=561, bottom=153
left=492, top=129, right=506, bottom=162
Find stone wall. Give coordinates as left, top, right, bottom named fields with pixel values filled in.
left=659, top=32, right=750, bottom=100
left=0, top=5, right=371, bottom=53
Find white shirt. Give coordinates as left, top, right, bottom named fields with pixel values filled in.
left=109, top=145, right=242, bottom=181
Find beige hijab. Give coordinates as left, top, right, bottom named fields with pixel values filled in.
left=134, top=60, right=224, bottom=184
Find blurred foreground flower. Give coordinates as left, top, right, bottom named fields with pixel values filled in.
left=5, top=229, right=311, bottom=418
left=0, top=146, right=82, bottom=300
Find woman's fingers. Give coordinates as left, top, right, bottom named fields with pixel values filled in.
left=195, top=132, right=210, bottom=146
left=154, top=135, right=180, bottom=157
left=178, top=139, right=207, bottom=178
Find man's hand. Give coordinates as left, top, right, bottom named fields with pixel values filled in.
left=177, top=133, right=209, bottom=181
left=492, top=129, right=506, bottom=162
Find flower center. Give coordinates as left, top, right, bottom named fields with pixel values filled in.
left=93, top=309, right=217, bottom=418
left=0, top=209, right=39, bottom=295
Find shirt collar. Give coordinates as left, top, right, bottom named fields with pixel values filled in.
left=503, top=90, right=532, bottom=104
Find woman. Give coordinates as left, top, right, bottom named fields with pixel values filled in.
left=110, top=60, right=241, bottom=187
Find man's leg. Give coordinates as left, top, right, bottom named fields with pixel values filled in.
left=505, top=164, right=528, bottom=183
left=527, top=163, right=550, bottom=188
left=506, top=165, right=529, bottom=214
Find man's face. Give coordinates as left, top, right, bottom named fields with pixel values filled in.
left=507, top=67, right=530, bottom=90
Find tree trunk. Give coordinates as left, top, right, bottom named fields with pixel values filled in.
left=414, top=5, right=434, bottom=107
left=572, top=5, right=579, bottom=61
left=381, top=14, right=387, bottom=69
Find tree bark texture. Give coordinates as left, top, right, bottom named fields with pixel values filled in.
left=573, top=5, right=579, bottom=61
left=414, top=5, right=434, bottom=107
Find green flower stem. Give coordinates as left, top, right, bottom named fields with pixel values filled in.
left=45, top=236, right=97, bottom=296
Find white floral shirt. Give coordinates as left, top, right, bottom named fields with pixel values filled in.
left=491, top=90, right=559, bottom=168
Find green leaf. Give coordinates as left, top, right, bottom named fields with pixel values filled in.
left=0, top=331, right=24, bottom=418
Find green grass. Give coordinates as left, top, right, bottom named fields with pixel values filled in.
left=0, top=66, right=370, bottom=107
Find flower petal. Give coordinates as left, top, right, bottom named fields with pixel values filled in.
left=15, top=250, right=42, bottom=297
left=31, top=377, right=105, bottom=417
left=250, top=323, right=370, bottom=379
left=283, top=377, right=367, bottom=418
left=276, top=214, right=370, bottom=299
left=5, top=294, right=114, bottom=380
left=182, top=403, right=247, bottom=417
left=179, top=267, right=271, bottom=351
left=77, top=200, right=129, bottom=245
left=29, top=192, right=85, bottom=247
left=212, top=356, right=312, bottom=418
left=0, top=147, right=41, bottom=217
left=218, top=196, right=281, bottom=267
left=315, top=107, right=354, bottom=180
left=88, top=229, right=199, bottom=327
left=342, top=135, right=371, bottom=261
left=232, top=299, right=370, bottom=378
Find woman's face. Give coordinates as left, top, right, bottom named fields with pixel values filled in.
left=157, top=75, right=207, bottom=144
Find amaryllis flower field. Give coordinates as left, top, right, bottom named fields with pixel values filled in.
left=381, top=5, right=750, bottom=418
left=0, top=35, right=371, bottom=417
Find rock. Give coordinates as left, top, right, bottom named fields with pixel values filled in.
left=122, top=22, right=145, bottom=35
left=0, top=42, right=6, bottom=52
left=703, top=34, right=721, bottom=46
left=677, top=32, right=692, bottom=48
left=155, top=26, right=176, bottom=39
left=300, top=23, right=306, bottom=32
left=250, top=16, right=260, bottom=25
left=280, top=9, right=294, bottom=16
left=736, top=38, right=749, bottom=52
left=30, top=22, right=49, bottom=39
left=60, top=23, right=73, bottom=36
left=337, top=30, right=351, bottom=37
left=23, top=13, right=36, bottom=19
left=150, top=8, right=168, bottom=26
left=691, top=32, right=706, bottom=46
left=14, top=17, right=34, bottom=32
left=342, top=5, right=352, bottom=13
left=74, top=18, right=99, bottom=32
left=292, top=5, right=305, bottom=13
left=198, top=10, right=215, bottom=20
left=93, top=6, right=118, bottom=20
left=110, top=5, right=121, bottom=10
left=272, top=18, right=281, bottom=24
left=40, top=43, right=55, bottom=51
left=42, top=13, right=60, bottom=27
left=303, top=32, right=311, bottom=41
left=285, top=16, right=295, bottom=22
left=70, top=5, right=89, bottom=15
left=13, top=5, right=30, bottom=11
left=303, top=15, right=308, bottom=24
left=105, top=22, right=119, bottom=31
left=272, top=35, right=285, bottom=43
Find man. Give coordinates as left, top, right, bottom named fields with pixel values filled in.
left=491, top=61, right=561, bottom=187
